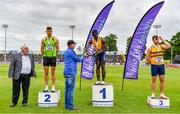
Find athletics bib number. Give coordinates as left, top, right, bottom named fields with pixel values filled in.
left=47, top=44, right=54, bottom=51
left=156, top=57, right=164, bottom=62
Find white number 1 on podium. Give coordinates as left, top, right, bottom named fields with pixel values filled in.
left=99, top=88, right=106, bottom=99
left=45, top=94, right=51, bottom=102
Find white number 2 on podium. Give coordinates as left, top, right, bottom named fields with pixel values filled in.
left=99, top=88, right=106, bottom=99
left=44, top=94, right=51, bottom=102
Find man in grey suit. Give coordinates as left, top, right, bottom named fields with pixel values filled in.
left=8, top=44, right=36, bottom=107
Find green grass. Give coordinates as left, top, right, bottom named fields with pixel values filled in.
left=0, top=64, right=180, bottom=113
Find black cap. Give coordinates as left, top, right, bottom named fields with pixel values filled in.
left=67, top=40, right=77, bottom=46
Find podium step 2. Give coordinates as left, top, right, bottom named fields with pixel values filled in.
left=38, top=90, right=60, bottom=107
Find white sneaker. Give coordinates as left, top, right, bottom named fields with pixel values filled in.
left=51, top=86, right=56, bottom=92
left=95, top=81, right=100, bottom=85
left=43, top=86, right=48, bottom=92
left=101, top=81, right=105, bottom=85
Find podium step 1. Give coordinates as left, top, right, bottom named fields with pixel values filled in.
left=92, top=83, right=114, bottom=107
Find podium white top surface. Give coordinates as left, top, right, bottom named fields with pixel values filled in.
left=92, top=83, right=113, bottom=86
left=148, top=96, right=169, bottom=100
left=39, top=90, right=60, bottom=93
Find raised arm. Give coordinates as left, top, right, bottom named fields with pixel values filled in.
left=159, top=36, right=171, bottom=50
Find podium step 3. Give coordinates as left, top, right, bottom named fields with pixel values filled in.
left=150, top=96, right=169, bottom=100
left=147, top=96, right=170, bottom=108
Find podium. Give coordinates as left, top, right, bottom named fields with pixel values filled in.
left=92, top=83, right=114, bottom=107
left=147, top=96, right=170, bottom=108
left=38, top=90, right=60, bottom=107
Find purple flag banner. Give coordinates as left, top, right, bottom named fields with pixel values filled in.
left=81, top=45, right=95, bottom=79
left=81, top=0, right=115, bottom=80
left=123, top=1, right=164, bottom=79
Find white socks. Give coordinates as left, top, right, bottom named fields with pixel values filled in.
left=44, top=85, right=56, bottom=92
left=44, top=85, right=48, bottom=91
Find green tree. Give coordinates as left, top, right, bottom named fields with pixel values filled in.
left=171, top=32, right=180, bottom=55
left=125, top=37, right=132, bottom=54
left=125, top=36, right=146, bottom=59
left=163, top=40, right=172, bottom=60
left=164, top=32, right=180, bottom=60
left=104, top=33, right=118, bottom=51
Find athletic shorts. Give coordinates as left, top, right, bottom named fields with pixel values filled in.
left=151, top=64, right=165, bottom=76
left=43, top=57, right=56, bottom=66
left=95, top=51, right=106, bottom=61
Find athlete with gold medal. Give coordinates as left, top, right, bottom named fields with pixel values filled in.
left=86, top=29, right=106, bottom=85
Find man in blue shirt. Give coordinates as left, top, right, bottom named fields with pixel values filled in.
left=64, top=40, right=83, bottom=110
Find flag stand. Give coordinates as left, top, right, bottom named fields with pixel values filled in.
left=121, top=78, right=125, bottom=91
left=79, top=77, right=82, bottom=91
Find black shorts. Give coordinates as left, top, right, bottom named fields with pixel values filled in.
left=43, top=57, right=56, bottom=66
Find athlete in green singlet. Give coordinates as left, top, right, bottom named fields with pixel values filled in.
left=40, top=27, right=59, bottom=92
